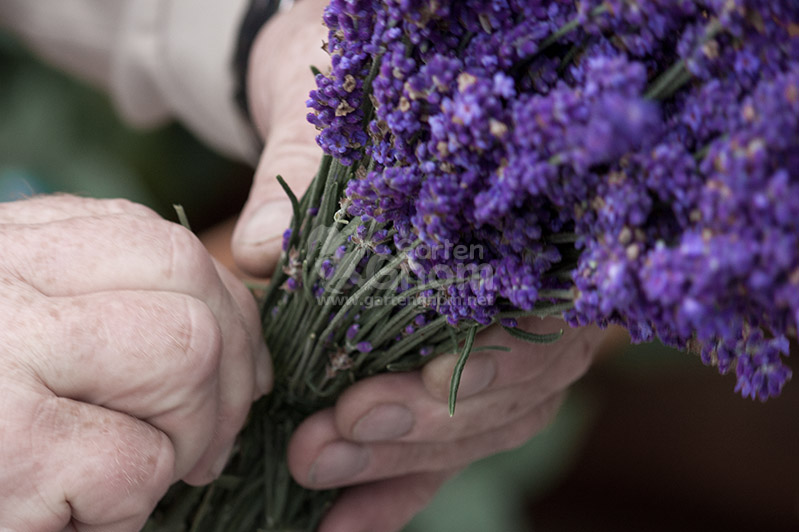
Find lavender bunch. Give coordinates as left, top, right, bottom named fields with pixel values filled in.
left=309, top=0, right=797, bottom=401
left=146, top=1, right=797, bottom=530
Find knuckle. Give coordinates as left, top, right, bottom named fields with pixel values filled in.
left=501, top=398, right=562, bottom=452
left=562, top=332, right=597, bottom=383
left=165, top=223, right=218, bottom=287
left=167, top=222, right=209, bottom=261
left=514, top=350, right=550, bottom=382
left=403, top=473, right=444, bottom=510
left=179, top=298, right=224, bottom=388
left=102, top=198, right=160, bottom=219
left=217, top=395, right=252, bottom=438
left=541, top=327, right=600, bottom=391
left=93, top=419, right=175, bottom=511
left=502, top=420, right=537, bottom=451
left=28, top=398, right=174, bottom=522
left=26, top=193, right=81, bottom=211
left=502, top=399, right=523, bottom=419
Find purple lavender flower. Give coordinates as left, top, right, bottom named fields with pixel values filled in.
left=320, top=260, right=336, bottom=280
left=309, top=0, right=797, bottom=399
left=281, top=228, right=292, bottom=252
left=346, top=323, right=360, bottom=341
left=356, top=341, right=373, bottom=354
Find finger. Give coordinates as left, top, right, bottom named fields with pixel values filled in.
left=180, top=290, right=257, bottom=485
left=12, top=290, right=221, bottom=480
left=182, top=261, right=271, bottom=485
left=422, top=320, right=604, bottom=401
left=288, top=393, right=564, bottom=490
left=318, top=470, right=457, bottom=532
left=0, top=214, right=224, bottom=302
left=0, top=393, right=173, bottom=531
left=213, top=258, right=273, bottom=399
left=333, top=371, right=564, bottom=444
left=0, top=194, right=159, bottom=225
left=231, top=125, right=321, bottom=277
left=55, top=397, right=175, bottom=532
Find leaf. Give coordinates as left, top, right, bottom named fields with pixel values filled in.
left=502, top=325, right=563, bottom=344
left=276, top=174, right=302, bottom=249
left=471, top=345, right=512, bottom=353
left=546, top=232, right=578, bottom=244
left=172, top=204, right=192, bottom=232
left=276, top=175, right=301, bottom=223
left=449, top=326, right=477, bottom=417
left=387, top=359, right=424, bottom=372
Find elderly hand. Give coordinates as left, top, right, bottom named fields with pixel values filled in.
left=233, top=2, right=605, bottom=531
left=0, top=196, right=270, bottom=531
left=289, top=320, right=603, bottom=532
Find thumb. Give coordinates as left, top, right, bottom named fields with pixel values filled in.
left=232, top=125, right=321, bottom=277
left=234, top=0, right=329, bottom=277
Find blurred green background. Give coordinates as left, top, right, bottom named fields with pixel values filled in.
left=0, top=32, right=252, bottom=230
left=2, top=31, right=797, bottom=532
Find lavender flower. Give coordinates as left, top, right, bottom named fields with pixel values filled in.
left=311, top=0, right=797, bottom=400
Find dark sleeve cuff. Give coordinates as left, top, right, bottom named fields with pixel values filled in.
left=233, top=0, right=283, bottom=145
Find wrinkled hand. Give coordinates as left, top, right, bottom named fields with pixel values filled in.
left=235, top=3, right=605, bottom=532
left=289, top=320, right=603, bottom=532
left=0, top=196, right=271, bottom=531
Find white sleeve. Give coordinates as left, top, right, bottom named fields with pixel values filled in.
left=0, top=0, right=259, bottom=164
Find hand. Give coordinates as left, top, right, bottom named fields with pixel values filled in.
left=287, top=320, right=603, bottom=532
left=0, top=196, right=271, bottom=531
left=232, top=0, right=330, bottom=277
left=236, top=3, right=604, bottom=531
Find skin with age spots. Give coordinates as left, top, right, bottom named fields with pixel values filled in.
left=0, top=196, right=270, bottom=531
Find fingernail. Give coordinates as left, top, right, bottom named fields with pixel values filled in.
left=352, top=404, right=414, bottom=441
left=236, top=201, right=295, bottom=248
left=309, top=441, right=369, bottom=486
left=210, top=443, right=235, bottom=479
left=456, top=354, right=496, bottom=398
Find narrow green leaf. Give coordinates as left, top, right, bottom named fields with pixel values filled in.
left=644, top=59, right=688, bottom=100
left=276, top=174, right=303, bottom=254
left=546, top=232, right=578, bottom=244
left=310, top=65, right=322, bottom=77
left=502, top=325, right=563, bottom=344
left=386, top=360, right=423, bottom=372
left=471, top=345, right=512, bottom=353
left=448, top=326, right=478, bottom=417
left=645, top=19, right=722, bottom=101
left=276, top=175, right=301, bottom=225
left=494, top=302, right=573, bottom=322
left=446, top=325, right=459, bottom=356
left=172, top=204, right=192, bottom=232
left=538, top=289, right=576, bottom=301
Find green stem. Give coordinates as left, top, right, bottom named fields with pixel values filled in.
left=448, top=326, right=478, bottom=416
left=644, top=19, right=723, bottom=100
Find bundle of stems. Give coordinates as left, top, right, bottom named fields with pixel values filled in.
left=144, top=147, right=571, bottom=531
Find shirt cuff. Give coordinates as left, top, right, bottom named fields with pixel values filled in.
left=112, top=0, right=259, bottom=164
